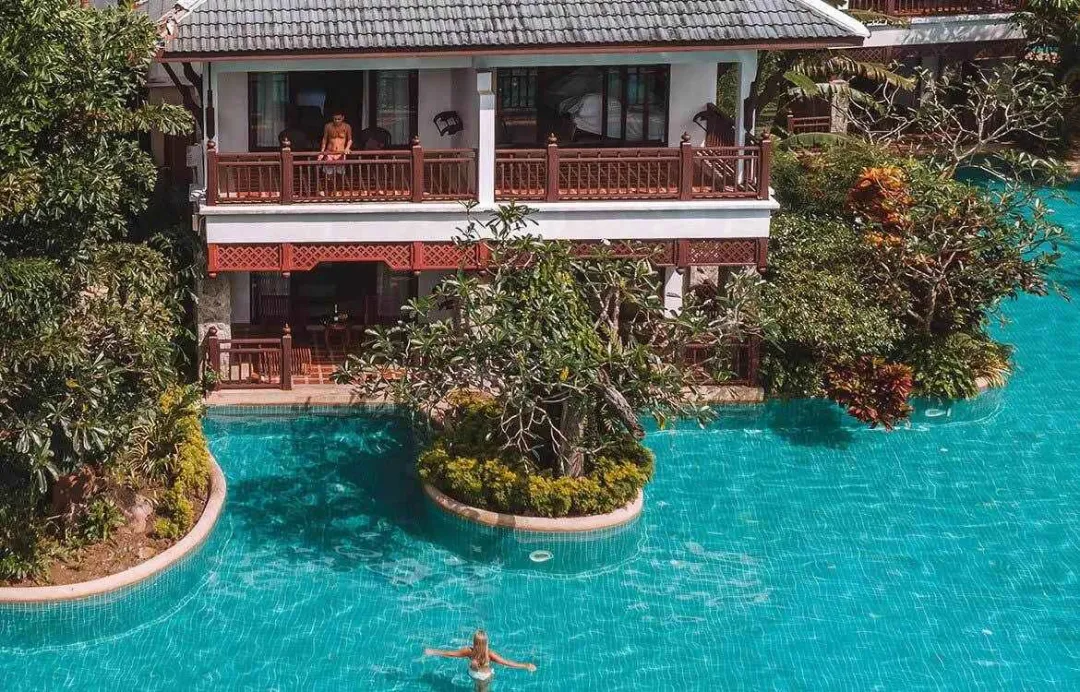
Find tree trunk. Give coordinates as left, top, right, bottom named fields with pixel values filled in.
left=554, top=399, right=588, bottom=477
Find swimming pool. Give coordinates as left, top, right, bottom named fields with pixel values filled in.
left=3, top=184, right=1080, bottom=690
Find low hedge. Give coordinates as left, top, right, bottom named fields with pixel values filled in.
left=418, top=400, right=654, bottom=518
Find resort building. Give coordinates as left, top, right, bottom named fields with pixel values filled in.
left=151, top=0, right=870, bottom=387
left=788, top=0, right=1024, bottom=133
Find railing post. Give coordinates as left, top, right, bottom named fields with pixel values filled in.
left=786, top=113, right=795, bottom=134
left=545, top=133, right=560, bottom=202
left=206, top=326, right=221, bottom=388
left=411, top=136, right=424, bottom=203
left=747, top=336, right=761, bottom=387
left=206, top=140, right=219, bottom=205
left=281, top=324, right=293, bottom=390
left=280, top=138, right=293, bottom=204
left=679, top=132, right=694, bottom=201
left=757, top=135, right=772, bottom=201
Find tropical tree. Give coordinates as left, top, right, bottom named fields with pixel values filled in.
left=746, top=50, right=914, bottom=133
left=336, top=205, right=762, bottom=477
left=847, top=62, right=1070, bottom=176
left=0, top=0, right=190, bottom=260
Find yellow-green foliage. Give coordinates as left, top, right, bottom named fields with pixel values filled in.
left=152, top=386, right=211, bottom=539
left=419, top=439, right=654, bottom=518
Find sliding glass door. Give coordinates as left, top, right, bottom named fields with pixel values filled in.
left=247, top=70, right=417, bottom=152
left=496, top=65, right=669, bottom=147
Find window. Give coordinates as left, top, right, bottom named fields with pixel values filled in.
left=496, top=66, right=669, bottom=147
left=248, top=73, right=288, bottom=150
left=368, top=70, right=418, bottom=147
left=247, top=71, right=414, bottom=151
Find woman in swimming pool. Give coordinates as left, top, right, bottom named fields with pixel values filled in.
left=424, top=629, right=536, bottom=691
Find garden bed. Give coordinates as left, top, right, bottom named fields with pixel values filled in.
left=0, top=455, right=225, bottom=602
left=423, top=481, right=643, bottom=533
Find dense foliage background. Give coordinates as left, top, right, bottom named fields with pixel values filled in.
left=0, top=0, right=199, bottom=582
left=762, top=142, right=1064, bottom=425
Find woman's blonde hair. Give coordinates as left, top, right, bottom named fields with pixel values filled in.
left=471, top=629, right=491, bottom=668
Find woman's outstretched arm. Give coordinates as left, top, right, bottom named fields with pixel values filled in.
left=489, top=650, right=537, bottom=672
left=423, top=647, right=472, bottom=659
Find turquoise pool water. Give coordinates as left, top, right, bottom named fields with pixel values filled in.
left=3, top=183, right=1080, bottom=690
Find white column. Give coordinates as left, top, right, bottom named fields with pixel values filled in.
left=734, top=50, right=759, bottom=146
left=476, top=69, right=496, bottom=206
left=662, top=267, right=685, bottom=315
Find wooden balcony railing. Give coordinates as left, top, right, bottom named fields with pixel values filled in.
left=206, top=138, right=477, bottom=205
left=786, top=114, right=833, bottom=135
left=204, top=325, right=293, bottom=390
left=847, top=0, right=1018, bottom=16
left=681, top=337, right=760, bottom=386
left=494, top=134, right=771, bottom=202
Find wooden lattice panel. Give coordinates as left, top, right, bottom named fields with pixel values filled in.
left=291, top=243, right=413, bottom=271
left=216, top=244, right=281, bottom=271
left=685, top=239, right=759, bottom=266
left=419, top=242, right=479, bottom=269
left=568, top=240, right=676, bottom=265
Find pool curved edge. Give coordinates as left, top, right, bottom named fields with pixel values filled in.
left=422, top=481, right=643, bottom=534
left=0, top=454, right=227, bottom=604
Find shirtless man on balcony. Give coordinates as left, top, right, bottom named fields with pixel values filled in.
left=317, top=109, right=352, bottom=192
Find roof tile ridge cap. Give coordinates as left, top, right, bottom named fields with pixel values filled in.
left=789, top=0, right=871, bottom=39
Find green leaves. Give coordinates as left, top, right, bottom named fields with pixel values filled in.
left=0, top=0, right=192, bottom=259
left=337, top=206, right=753, bottom=475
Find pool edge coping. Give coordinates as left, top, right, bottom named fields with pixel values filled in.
left=0, top=454, right=227, bottom=604
left=422, top=481, right=643, bottom=533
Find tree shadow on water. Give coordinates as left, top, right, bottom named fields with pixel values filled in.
left=225, top=412, right=433, bottom=573
left=763, top=399, right=855, bottom=449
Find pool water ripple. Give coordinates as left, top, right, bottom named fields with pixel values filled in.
left=4, top=181, right=1080, bottom=689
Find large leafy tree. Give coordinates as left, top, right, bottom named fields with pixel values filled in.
left=0, top=0, right=190, bottom=259
left=337, top=205, right=762, bottom=477
left=0, top=2, right=193, bottom=580
left=765, top=143, right=1064, bottom=413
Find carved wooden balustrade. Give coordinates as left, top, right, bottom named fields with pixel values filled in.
left=205, top=135, right=771, bottom=205
left=493, top=135, right=771, bottom=202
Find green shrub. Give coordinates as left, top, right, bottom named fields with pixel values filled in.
left=908, top=332, right=1012, bottom=399
left=0, top=487, right=48, bottom=582
left=79, top=498, right=125, bottom=543
left=149, top=389, right=211, bottom=540
left=419, top=435, right=653, bottom=518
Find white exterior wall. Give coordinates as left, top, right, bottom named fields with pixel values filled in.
left=216, top=71, right=248, bottom=152
left=203, top=199, right=776, bottom=244
left=668, top=62, right=718, bottom=147
left=862, top=13, right=1022, bottom=48
left=418, top=69, right=455, bottom=147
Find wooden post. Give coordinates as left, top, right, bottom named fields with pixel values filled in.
left=280, top=138, right=293, bottom=204
left=411, top=136, right=424, bottom=203
left=545, top=133, right=559, bottom=202
left=206, top=326, right=221, bottom=388
left=786, top=113, right=795, bottom=134
left=206, top=140, right=219, bottom=205
left=678, top=132, right=694, bottom=201
left=757, top=135, right=772, bottom=201
left=281, top=324, right=293, bottom=390
left=747, top=336, right=761, bottom=387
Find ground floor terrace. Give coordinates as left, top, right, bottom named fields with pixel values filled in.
left=4, top=175, right=1079, bottom=689
left=198, top=237, right=768, bottom=389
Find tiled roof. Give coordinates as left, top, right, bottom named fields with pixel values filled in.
left=166, top=0, right=866, bottom=55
